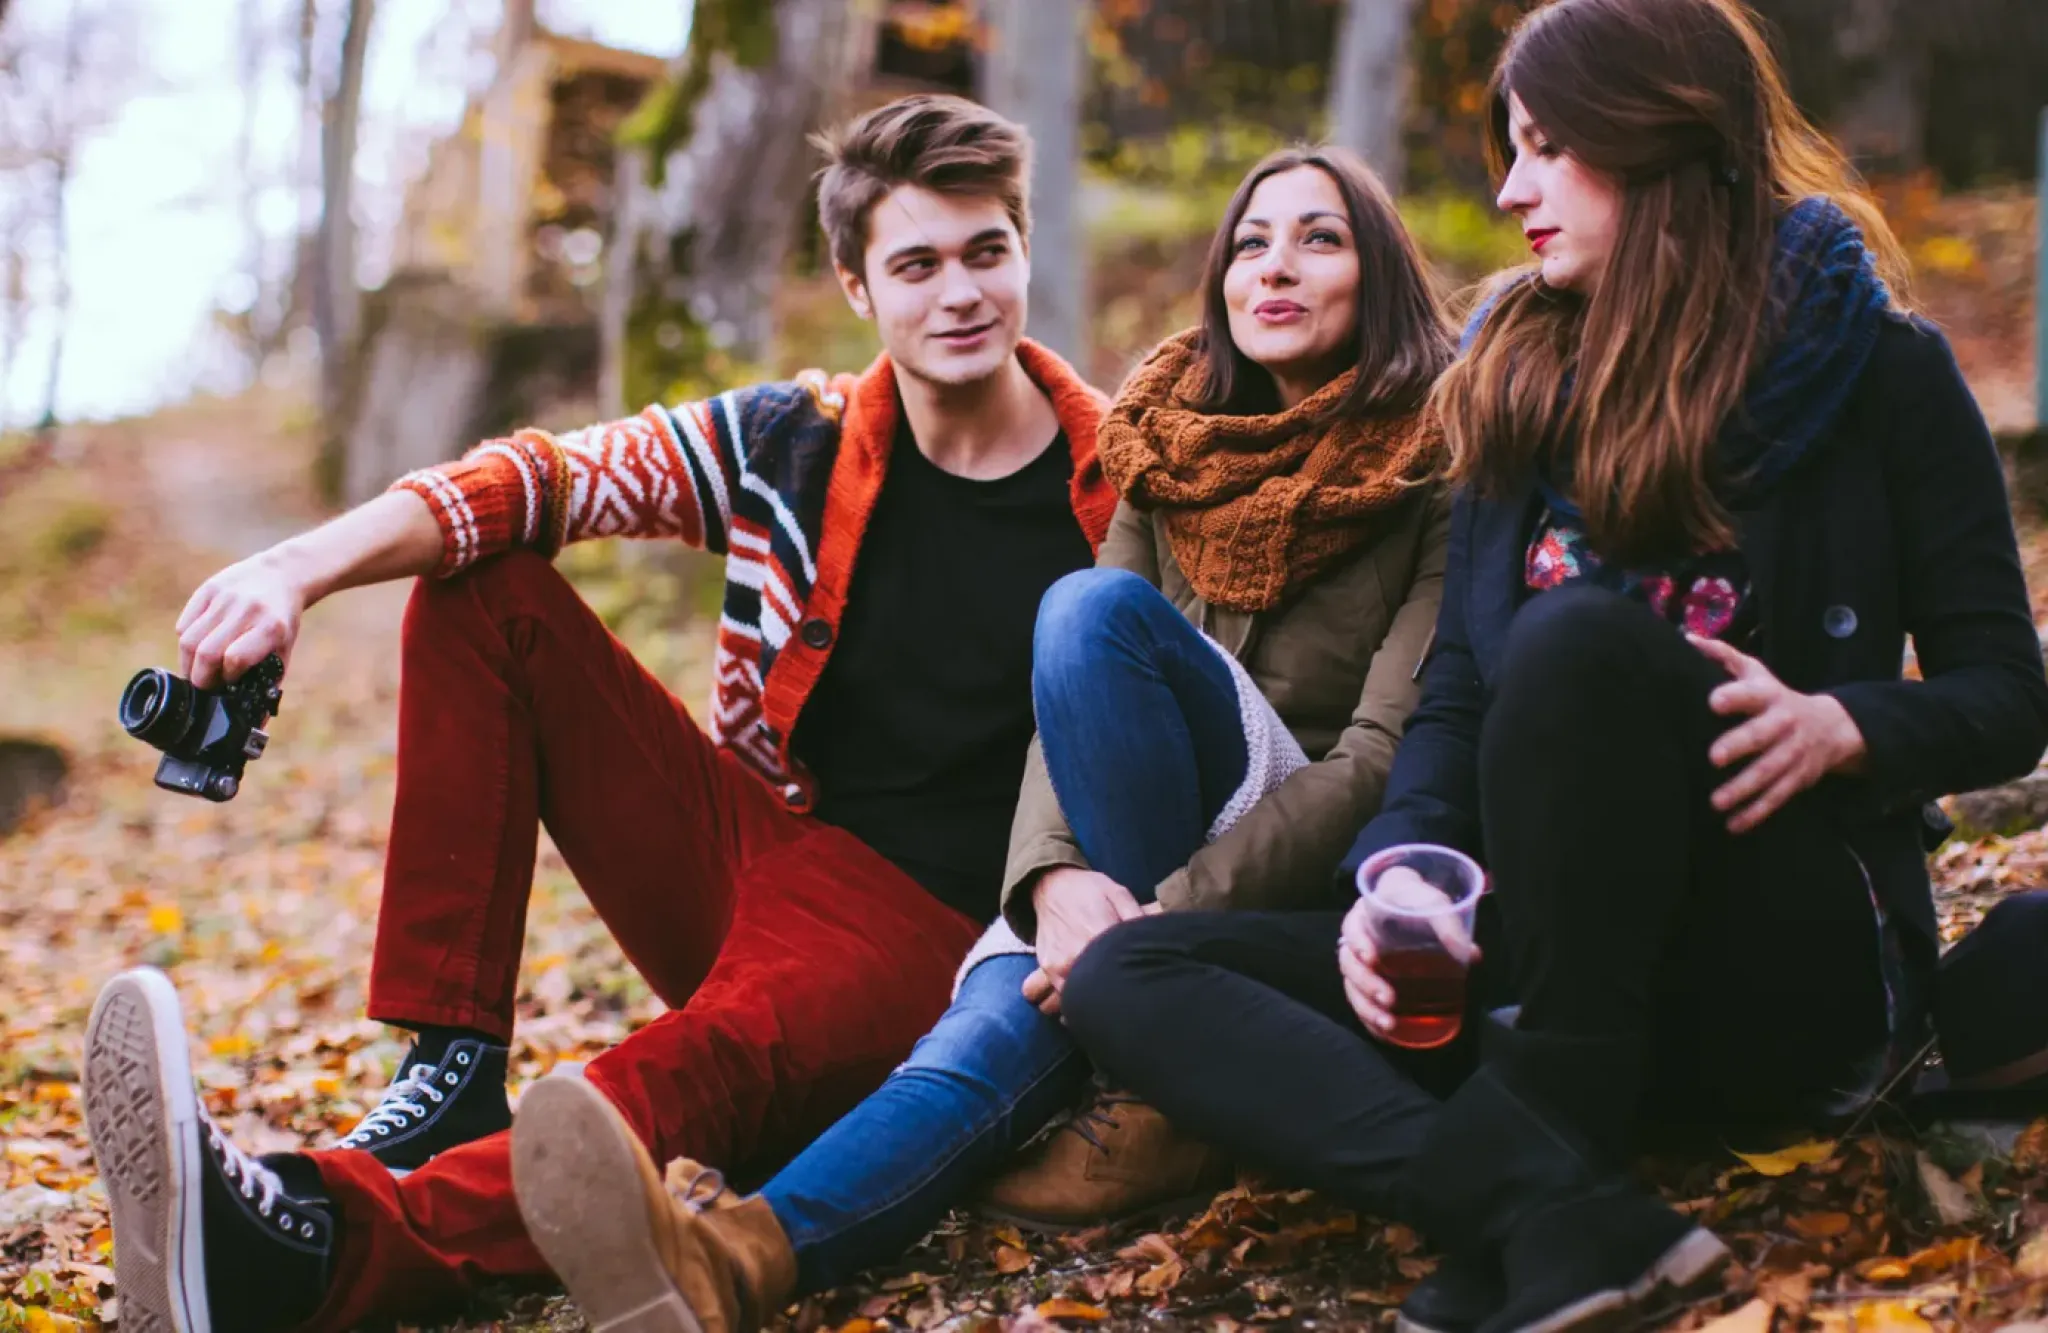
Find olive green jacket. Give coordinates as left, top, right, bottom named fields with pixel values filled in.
left=999, top=485, right=1452, bottom=941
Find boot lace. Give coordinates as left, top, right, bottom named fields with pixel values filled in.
left=341, top=1062, right=446, bottom=1146
left=663, top=1161, right=731, bottom=1213
left=207, top=1117, right=320, bottom=1241
left=1051, top=1091, right=1144, bottom=1153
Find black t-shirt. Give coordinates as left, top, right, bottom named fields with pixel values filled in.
left=792, top=420, right=1092, bottom=923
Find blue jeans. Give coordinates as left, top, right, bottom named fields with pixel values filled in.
left=757, top=568, right=1249, bottom=1293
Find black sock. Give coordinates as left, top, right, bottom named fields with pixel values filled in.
left=399, top=1023, right=504, bottom=1060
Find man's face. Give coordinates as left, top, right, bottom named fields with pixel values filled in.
left=838, top=184, right=1030, bottom=390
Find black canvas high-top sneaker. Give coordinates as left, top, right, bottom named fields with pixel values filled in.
left=84, top=968, right=335, bottom=1333
left=337, top=1029, right=510, bottom=1173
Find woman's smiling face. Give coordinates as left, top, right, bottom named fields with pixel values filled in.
left=1220, top=165, right=1362, bottom=408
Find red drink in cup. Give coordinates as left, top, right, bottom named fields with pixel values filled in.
left=1355, top=844, right=1485, bottom=1049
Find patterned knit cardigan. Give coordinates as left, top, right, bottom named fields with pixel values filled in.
left=394, top=340, right=1117, bottom=814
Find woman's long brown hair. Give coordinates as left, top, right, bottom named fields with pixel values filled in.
left=1192, top=146, right=1453, bottom=420
left=1439, top=0, right=1908, bottom=565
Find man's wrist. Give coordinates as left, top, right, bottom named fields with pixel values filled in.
left=263, top=536, right=326, bottom=607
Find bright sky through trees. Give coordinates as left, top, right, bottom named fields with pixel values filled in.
left=0, top=0, right=687, bottom=427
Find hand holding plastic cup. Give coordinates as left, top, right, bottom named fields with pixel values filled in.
left=1354, top=844, right=1485, bottom=1049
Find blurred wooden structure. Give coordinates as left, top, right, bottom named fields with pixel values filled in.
left=341, top=30, right=660, bottom=505
left=349, top=4, right=993, bottom=503
left=390, top=4, right=983, bottom=334
left=391, top=33, right=664, bottom=326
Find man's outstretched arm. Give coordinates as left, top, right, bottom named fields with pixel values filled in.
left=177, top=488, right=441, bottom=688
left=176, top=399, right=746, bottom=687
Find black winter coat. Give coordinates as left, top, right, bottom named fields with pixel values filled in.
left=1344, top=315, right=2048, bottom=953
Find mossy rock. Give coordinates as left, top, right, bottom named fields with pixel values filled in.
left=1948, top=772, right=2048, bottom=839
left=0, top=737, right=69, bottom=836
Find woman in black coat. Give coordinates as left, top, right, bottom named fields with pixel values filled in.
left=1057, top=2, right=2048, bottom=1332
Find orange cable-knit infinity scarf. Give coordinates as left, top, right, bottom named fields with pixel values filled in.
left=1098, top=329, right=1444, bottom=612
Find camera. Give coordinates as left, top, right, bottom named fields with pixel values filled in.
left=118, top=654, right=284, bottom=801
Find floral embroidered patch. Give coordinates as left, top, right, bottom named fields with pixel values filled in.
left=1527, top=514, right=1751, bottom=642
left=1526, top=523, right=1588, bottom=590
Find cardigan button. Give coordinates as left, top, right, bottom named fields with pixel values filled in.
left=799, top=617, right=834, bottom=650
left=1822, top=605, right=1858, bottom=639
left=781, top=783, right=809, bottom=811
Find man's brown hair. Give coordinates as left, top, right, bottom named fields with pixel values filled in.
left=812, top=94, right=1032, bottom=277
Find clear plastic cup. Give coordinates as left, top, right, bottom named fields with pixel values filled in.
left=1355, top=843, right=1485, bottom=1049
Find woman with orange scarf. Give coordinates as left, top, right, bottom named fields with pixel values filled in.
left=978, top=143, right=1456, bottom=1224
left=498, top=144, right=1458, bottom=1333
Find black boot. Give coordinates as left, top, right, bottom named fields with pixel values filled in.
left=1403, top=1027, right=1728, bottom=1333
left=1395, top=1253, right=1506, bottom=1333
left=1482, top=1184, right=1728, bottom=1333
left=338, top=1027, right=509, bottom=1173
left=85, top=969, right=336, bottom=1333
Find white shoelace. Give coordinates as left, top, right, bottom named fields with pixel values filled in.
left=208, top=1119, right=284, bottom=1214
left=207, top=1118, right=317, bottom=1239
left=341, top=1063, right=446, bottom=1146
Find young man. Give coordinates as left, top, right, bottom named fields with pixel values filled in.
left=83, top=94, right=1115, bottom=1333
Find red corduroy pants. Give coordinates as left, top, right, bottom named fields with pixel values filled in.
left=297, top=552, right=982, bottom=1331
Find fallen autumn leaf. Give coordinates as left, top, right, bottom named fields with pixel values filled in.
left=2015, top=1226, right=2048, bottom=1281
left=1732, top=1140, right=1838, bottom=1178
left=1788, top=1211, right=1853, bottom=1240
left=1697, top=1298, right=1774, bottom=1333
left=1035, top=1298, right=1108, bottom=1322
left=1915, top=1152, right=1979, bottom=1227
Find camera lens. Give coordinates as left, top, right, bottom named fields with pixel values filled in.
left=120, top=669, right=196, bottom=750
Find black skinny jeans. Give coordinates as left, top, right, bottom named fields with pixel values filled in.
left=1063, top=586, right=1893, bottom=1217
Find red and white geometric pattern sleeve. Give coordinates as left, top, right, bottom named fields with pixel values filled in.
left=391, top=401, right=739, bottom=577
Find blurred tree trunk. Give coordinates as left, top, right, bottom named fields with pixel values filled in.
left=33, top=1, right=83, bottom=432
left=980, top=0, right=1085, bottom=368
left=0, top=207, right=25, bottom=424
left=493, top=0, right=528, bottom=57
left=1833, top=0, right=1924, bottom=173
left=1328, top=0, right=1418, bottom=189
left=601, top=0, right=872, bottom=413
left=291, top=0, right=317, bottom=327
left=0, top=0, right=130, bottom=434
left=34, top=146, right=66, bottom=430
left=232, top=0, right=269, bottom=367
left=314, top=0, right=374, bottom=427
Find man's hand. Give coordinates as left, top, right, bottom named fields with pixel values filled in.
left=177, top=550, right=309, bottom=688
left=1693, top=635, right=1867, bottom=834
left=172, top=489, right=446, bottom=688
left=1023, top=867, right=1145, bottom=1015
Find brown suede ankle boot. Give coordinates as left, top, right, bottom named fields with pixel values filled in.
left=511, top=1075, right=797, bottom=1333
left=979, top=1093, right=1232, bottom=1231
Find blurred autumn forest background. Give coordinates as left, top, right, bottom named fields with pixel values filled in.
left=3, top=1, right=2048, bottom=1331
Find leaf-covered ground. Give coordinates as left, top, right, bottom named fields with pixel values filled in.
left=3, top=360, right=2047, bottom=1333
